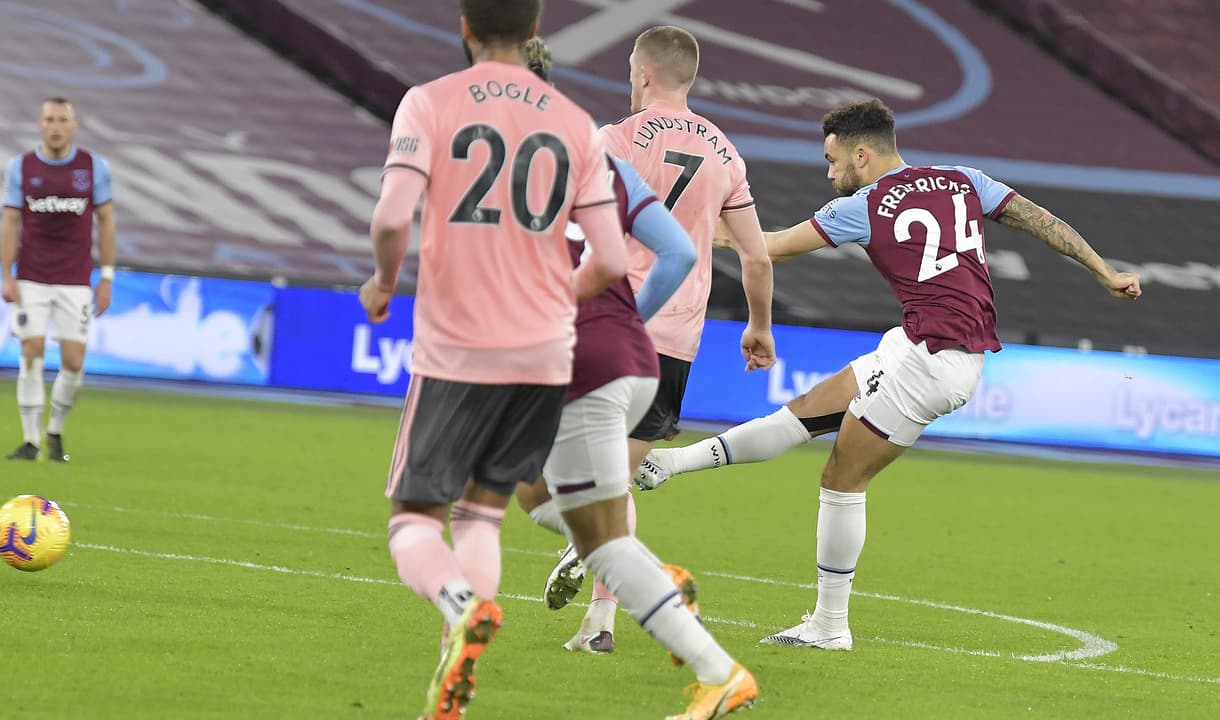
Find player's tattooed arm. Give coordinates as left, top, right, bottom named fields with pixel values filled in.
left=998, top=194, right=1141, bottom=300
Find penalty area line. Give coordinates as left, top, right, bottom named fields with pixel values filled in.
left=70, top=542, right=1219, bottom=686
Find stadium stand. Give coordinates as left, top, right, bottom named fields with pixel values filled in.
left=201, top=0, right=1220, bottom=359
left=4, top=1, right=1218, bottom=358
left=0, top=0, right=388, bottom=285
left=975, top=0, right=1220, bottom=165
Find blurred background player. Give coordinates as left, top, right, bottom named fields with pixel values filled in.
left=357, top=3, right=628, bottom=718
left=637, top=99, right=1142, bottom=650
left=1, top=97, right=115, bottom=463
left=513, top=37, right=758, bottom=720
left=542, top=23, right=779, bottom=637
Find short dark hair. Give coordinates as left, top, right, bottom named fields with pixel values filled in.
left=523, top=37, right=552, bottom=82
left=43, top=96, right=72, bottom=107
left=634, top=25, right=699, bottom=86
left=822, top=99, right=897, bottom=153
left=461, top=0, right=542, bottom=45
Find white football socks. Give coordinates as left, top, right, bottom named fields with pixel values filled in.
left=17, top=356, right=45, bottom=445
left=667, top=406, right=810, bottom=474
left=47, top=368, right=84, bottom=435
left=584, top=536, right=734, bottom=684
left=527, top=499, right=573, bottom=542
left=812, top=487, right=867, bottom=633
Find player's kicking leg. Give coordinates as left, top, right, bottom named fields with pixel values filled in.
left=545, top=375, right=758, bottom=717
left=760, top=328, right=983, bottom=650
left=635, top=364, right=858, bottom=490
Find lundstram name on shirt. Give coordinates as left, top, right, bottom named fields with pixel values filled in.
left=629, top=115, right=735, bottom=165
left=25, top=195, right=89, bottom=216
left=875, top=175, right=975, bottom=218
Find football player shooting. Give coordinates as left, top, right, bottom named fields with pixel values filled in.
left=637, top=98, right=1141, bottom=650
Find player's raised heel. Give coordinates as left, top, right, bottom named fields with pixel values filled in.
left=419, top=598, right=503, bottom=720
left=665, top=662, right=758, bottom=720
left=544, top=544, right=586, bottom=610
left=662, top=564, right=700, bottom=667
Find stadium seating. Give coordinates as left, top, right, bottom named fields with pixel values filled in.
left=4, top=1, right=1218, bottom=358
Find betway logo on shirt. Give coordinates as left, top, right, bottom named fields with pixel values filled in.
left=25, top=195, right=89, bottom=216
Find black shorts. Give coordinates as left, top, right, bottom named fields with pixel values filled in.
left=385, top=376, right=567, bottom=504
left=628, top=354, right=690, bottom=441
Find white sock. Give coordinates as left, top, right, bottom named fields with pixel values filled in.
left=17, top=357, right=45, bottom=445
left=811, top=487, right=867, bottom=632
left=580, top=598, right=617, bottom=634
left=437, top=579, right=476, bottom=628
left=47, top=368, right=84, bottom=435
left=527, top=499, right=573, bottom=542
left=584, top=537, right=734, bottom=684
left=667, top=406, right=809, bottom=473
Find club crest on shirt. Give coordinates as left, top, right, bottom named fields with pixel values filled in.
left=72, top=169, right=91, bottom=192
left=30, top=177, right=42, bottom=187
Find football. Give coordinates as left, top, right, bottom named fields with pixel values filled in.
left=0, top=495, right=72, bottom=572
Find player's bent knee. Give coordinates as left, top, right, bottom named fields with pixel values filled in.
left=559, top=494, right=630, bottom=557
left=514, top=477, right=551, bottom=512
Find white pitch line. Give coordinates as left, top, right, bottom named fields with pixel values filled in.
left=67, top=503, right=1112, bottom=659
left=72, top=503, right=557, bottom=556
left=870, top=637, right=1002, bottom=658
left=856, top=589, right=1117, bottom=663
left=71, top=543, right=1219, bottom=686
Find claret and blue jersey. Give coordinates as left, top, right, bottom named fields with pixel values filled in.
left=809, top=165, right=1016, bottom=354
left=3, top=145, right=112, bottom=287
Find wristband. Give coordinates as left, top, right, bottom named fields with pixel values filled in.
left=100, top=266, right=115, bottom=281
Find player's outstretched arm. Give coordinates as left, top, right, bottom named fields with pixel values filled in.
left=0, top=207, right=19, bottom=304
left=714, top=219, right=830, bottom=262
left=998, top=194, right=1141, bottom=300
left=721, top=206, right=776, bottom=371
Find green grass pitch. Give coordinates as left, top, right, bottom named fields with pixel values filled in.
left=1, top=382, right=1217, bottom=719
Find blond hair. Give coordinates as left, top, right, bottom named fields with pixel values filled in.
left=634, top=25, right=699, bottom=87
left=523, top=36, right=553, bottom=81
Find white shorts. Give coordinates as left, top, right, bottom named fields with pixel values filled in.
left=10, top=281, right=93, bottom=345
left=848, top=327, right=983, bottom=447
left=543, top=375, right=659, bottom=512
